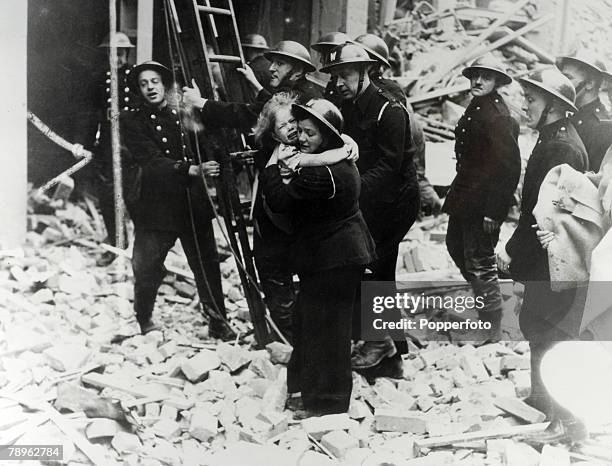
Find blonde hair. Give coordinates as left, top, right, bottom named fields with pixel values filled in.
left=252, top=92, right=298, bottom=146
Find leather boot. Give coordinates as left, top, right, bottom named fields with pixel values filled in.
left=358, top=353, right=404, bottom=383
left=450, top=310, right=502, bottom=346
left=351, top=337, right=397, bottom=370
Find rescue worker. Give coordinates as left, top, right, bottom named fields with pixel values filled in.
left=122, top=61, right=234, bottom=340
left=498, top=69, right=589, bottom=443
left=351, top=33, right=441, bottom=216
left=92, top=32, right=138, bottom=266
left=241, top=33, right=272, bottom=94
left=443, top=55, right=521, bottom=344
left=320, top=44, right=420, bottom=377
left=310, top=31, right=350, bottom=104
left=556, top=50, right=612, bottom=171
left=182, top=41, right=321, bottom=342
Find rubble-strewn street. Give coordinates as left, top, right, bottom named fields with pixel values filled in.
left=1, top=194, right=611, bottom=466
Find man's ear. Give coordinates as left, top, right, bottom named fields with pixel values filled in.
left=288, top=65, right=305, bottom=82
left=585, top=73, right=602, bottom=92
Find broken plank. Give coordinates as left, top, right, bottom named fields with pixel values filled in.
left=493, top=397, right=546, bottom=423
left=408, top=83, right=471, bottom=104
left=81, top=372, right=166, bottom=398
left=414, top=422, right=549, bottom=454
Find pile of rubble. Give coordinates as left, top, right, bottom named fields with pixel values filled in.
left=2, top=194, right=611, bottom=465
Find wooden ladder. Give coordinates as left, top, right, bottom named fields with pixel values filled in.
left=166, top=0, right=270, bottom=346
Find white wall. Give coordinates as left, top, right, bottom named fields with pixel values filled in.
left=0, top=0, right=27, bottom=248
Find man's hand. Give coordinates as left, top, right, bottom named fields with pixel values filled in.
left=483, top=216, right=500, bottom=234
left=200, top=161, right=220, bottom=177
left=182, top=79, right=207, bottom=111
left=237, top=64, right=263, bottom=93
left=497, top=248, right=512, bottom=274
left=534, top=224, right=555, bottom=250
left=341, top=134, right=359, bottom=162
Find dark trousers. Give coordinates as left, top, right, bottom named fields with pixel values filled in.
left=446, top=215, right=502, bottom=313
left=132, top=223, right=226, bottom=326
left=288, top=265, right=363, bottom=414
left=255, top=254, right=296, bottom=344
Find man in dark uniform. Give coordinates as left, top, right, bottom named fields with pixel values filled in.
left=92, top=32, right=138, bottom=266
left=556, top=50, right=612, bottom=171
left=310, top=31, right=350, bottom=104
left=241, top=33, right=272, bottom=94
left=443, top=55, right=521, bottom=344
left=320, top=44, right=420, bottom=376
left=351, top=34, right=441, bottom=215
left=182, top=41, right=321, bottom=342
left=122, top=61, right=234, bottom=340
left=498, top=69, right=588, bottom=444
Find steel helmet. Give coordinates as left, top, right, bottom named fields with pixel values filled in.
left=98, top=32, right=135, bottom=48
left=311, top=32, right=350, bottom=53
left=241, top=34, right=269, bottom=50
left=132, top=61, right=173, bottom=85
left=264, top=41, right=316, bottom=72
left=292, top=99, right=344, bottom=148
left=462, top=55, right=512, bottom=86
left=556, top=49, right=612, bottom=81
left=519, top=68, right=577, bottom=112
left=351, top=33, right=390, bottom=68
left=319, top=43, right=377, bottom=74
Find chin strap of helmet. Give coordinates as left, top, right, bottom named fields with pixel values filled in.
left=324, top=75, right=338, bottom=100
left=536, top=99, right=554, bottom=130
left=354, top=67, right=365, bottom=103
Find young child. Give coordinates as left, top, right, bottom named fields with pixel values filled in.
left=253, top=92, right=357, bottom=184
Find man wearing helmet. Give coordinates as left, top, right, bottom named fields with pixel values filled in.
left=88, top=32, right=138, bottom=266
left=498, top=69, right=588, bottom=444
left=182, top=41, right=321, bottom=343
left=556, top=50, right=612, bottom=171
left=311, top=31, right=350, bottom=104
left=122, top=61, right=234, bottom=341
left=320, top=43, right=420, bottom=377
left=241, top=33, right=272, bottom=94
left=443, top=55, right=521, bottom=345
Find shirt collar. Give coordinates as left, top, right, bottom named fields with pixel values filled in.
left=576, top=97, right=602, bottom=117
left=538, top=117, right=570, bottom=141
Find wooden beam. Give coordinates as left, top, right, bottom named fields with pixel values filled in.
left=136, top=0, right=154, bottom=63
left=407, top=83, right=471, bottom=104
left=414, top=422, right=549, bottom=453
left=422, top=0, right=533, bottom=91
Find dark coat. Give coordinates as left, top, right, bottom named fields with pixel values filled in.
left=261, top=160, right=376, bottom=273
left=91, top=64, right=138, bottom=174
left=506, top=118, right=588, bottom=282
left=122, top=104, right=214, bottom=232
left=340, top=83, right=419, bottom=251
left=572, top=97, right=612, bottom=172
left=443, top=92, right=521, bottom=222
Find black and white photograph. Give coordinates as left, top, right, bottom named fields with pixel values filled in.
left=1, top=0, right=612, bottom=464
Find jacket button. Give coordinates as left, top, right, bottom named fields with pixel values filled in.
left=176, top=120, right=180, bottom=125
left=106, top=71, right=111, bottom=76
left=578, top=120, right=583, bottom=125
left=561, top=127, right=566, bottom=131
left=105, top=79, right=111, bottom=84
left=467, top=117, right=471, bottom=121
left=476, top=106, right=480, bottom=110
left=124, top=97, right=130, bottom=102
left=162, top=137, right=168, bottom=143
left=156, top=125, right=162, bottom=131
left=165, top=149, right=170, bottom=154
left=462, top=129, right=465, bottom=132
left=123, top=106, right=129, bottom=111
left=596, top=108, right=600, bottom=112
left=151, top=114, right=156, bottom=119
left=124, top=86, right=130, bottom=92
left=171, top=109, right=177, bottom=115
left=125, top=69, right=130, bottom=74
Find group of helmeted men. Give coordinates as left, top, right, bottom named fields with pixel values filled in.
left=84, top=27, right=612, bottom=437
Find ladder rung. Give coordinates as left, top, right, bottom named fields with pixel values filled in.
left=209, top=54, right=241, bottom=64
left=197, top=5, right=231, bottom=16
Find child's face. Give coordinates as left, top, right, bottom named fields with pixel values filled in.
left=298, top=118, right=325, bottom=153
left=273, top=107, right=298, bottom=145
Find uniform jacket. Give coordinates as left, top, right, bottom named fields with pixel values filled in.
left=443, top=92, right=521, bottom=222
left=506, top=118, right=588, bottom=282
left=341, top=83, right=419, bottom=247
left=200, top=76, right=321, bottom=132
left=261, top=160, right=376, bottom=273
left=572, top=97, right=612, bottom=172
left=91, top=64, right=138, bottom=174
left=122, top=104, right=214, bottom=232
